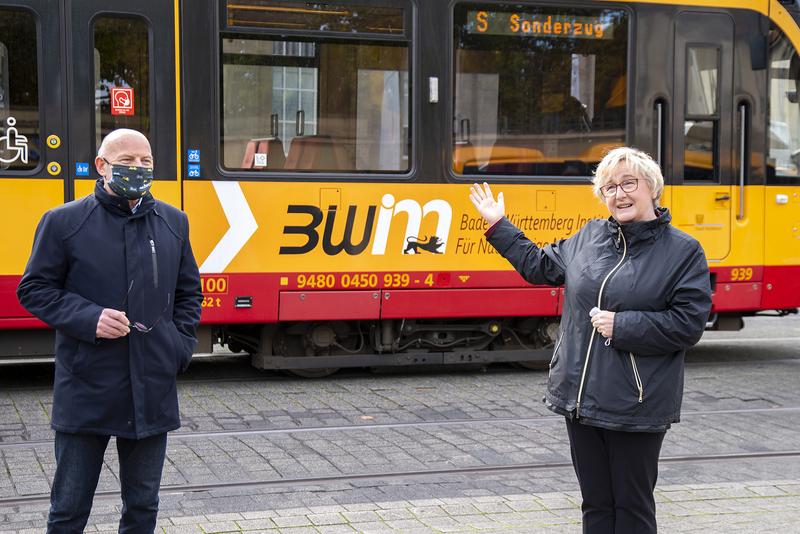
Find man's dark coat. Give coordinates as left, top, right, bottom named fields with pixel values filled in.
left=18, top=181, right=202, bottom=438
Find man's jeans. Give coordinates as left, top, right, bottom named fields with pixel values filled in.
left=47, top=431, right=168, bottom=534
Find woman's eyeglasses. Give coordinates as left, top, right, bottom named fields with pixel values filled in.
left=600, top=178, right=639, bottom=198
left=121, top=280, right=171, bottom=334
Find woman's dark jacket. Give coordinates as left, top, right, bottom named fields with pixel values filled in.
left=487, top=208, right=712, bottom=431
left=17, top=181, right=202, bottom=439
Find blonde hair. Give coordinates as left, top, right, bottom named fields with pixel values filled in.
left=592, top=147, right=663, bottom=204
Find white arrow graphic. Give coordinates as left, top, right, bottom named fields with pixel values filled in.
left=199, top=181, right=258, bottom=274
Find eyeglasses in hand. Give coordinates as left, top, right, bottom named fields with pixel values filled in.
left=121, top=280, right=171, bottom=334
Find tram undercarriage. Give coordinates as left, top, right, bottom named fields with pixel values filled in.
left=224, top=316, right=559, bottom=377
left=1, top=309, right=797, bottom=372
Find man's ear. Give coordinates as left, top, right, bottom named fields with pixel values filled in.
left=94, top=156, right=107, bottom=177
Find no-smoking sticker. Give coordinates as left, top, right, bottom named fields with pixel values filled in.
left=110, top=87, right=135, bottom=116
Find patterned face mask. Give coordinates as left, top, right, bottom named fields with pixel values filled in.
left=104, top=160, right=154, bottom=200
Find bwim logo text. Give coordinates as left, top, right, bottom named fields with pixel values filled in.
left=280, top=194, right=452, bottom=256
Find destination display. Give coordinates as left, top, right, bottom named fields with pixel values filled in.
left=466, top=9, right=618, bottom=40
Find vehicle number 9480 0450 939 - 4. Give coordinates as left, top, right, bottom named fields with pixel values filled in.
left=296, top=272, right=431, bottom=289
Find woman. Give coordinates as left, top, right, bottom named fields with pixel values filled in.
left=469, top=147, right=712, bottom=533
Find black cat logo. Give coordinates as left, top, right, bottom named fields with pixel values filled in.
left=403, top=235, right=444, bottom=254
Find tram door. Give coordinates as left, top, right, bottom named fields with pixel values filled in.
left=671, top=12, right=735, bottom=261
left=65, top=0, right=178, bottom=205
left=0, top=0, right=66, bottom=322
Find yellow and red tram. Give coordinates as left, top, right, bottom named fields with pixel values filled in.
left=1, top=0, right=799, bottom=374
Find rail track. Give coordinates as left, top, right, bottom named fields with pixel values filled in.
left=2, top=351, right=798, bottom=394
left=1, top=448, right=798, bottom=508
left=1, top=335, right=797, bottom=510
left=0, top=405, right=797, bottom=451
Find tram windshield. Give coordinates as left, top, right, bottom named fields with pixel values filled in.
left=453, top=5, right=629, bottom=177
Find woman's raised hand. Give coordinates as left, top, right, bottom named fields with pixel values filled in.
left=469, top=182, right=505, bottom=227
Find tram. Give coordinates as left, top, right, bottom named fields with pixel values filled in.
left=1, top=0, right=799, bottom=375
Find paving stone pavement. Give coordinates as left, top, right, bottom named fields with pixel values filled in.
left=2, top=355, right=798, bottom=444
left=1, top=410, right=798, bottom=501
left=4, top=479, right=798, bottom=533
left=1, top=316, right=799, bottom=532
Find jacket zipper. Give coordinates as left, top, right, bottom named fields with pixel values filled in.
left=576, top=227, right=627, bottom=418
left=549, top=333, right=564, bottom=377
left=629, top=352, right=644, bottom=403
left=149, top=238, right=158, bottom=289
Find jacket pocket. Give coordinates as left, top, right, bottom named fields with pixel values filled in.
left=548, top=333, right=564, bottom=378
left=72, top=343, right=88, bottom=375
left=166, top=322, right=182, bottom=374
left=168, top=322, right=192, bottom=373
left=629, top=352, right=644, bottom=403
left=56, top=336, right=77, bottom=372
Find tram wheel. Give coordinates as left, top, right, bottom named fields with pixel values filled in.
left=277, top=322, right=357, bottom=378
left=285, top=366, right=340, bottom=378
left=513, top=360, right=549, bottom=371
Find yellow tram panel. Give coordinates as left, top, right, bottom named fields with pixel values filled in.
left=183, top=182, right=772, bottom=275
left=184, top=182, right=609, bottom=274
left=764, top=187, right=800, bottom=266
left=0, top=180, right=64, bottom=275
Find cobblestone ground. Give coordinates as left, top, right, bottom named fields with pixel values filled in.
left=1, top=316, right=799, bottom=532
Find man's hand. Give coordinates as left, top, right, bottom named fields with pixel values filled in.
left=469, top=182, right=505, bottom=227
left=590, top=310, right=615, bottom=339
left=96, top=309, right=130, bottom=339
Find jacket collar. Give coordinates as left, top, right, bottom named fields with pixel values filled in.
left=606, top=207, right=671, bottom=248
left=94, top=178, right=155, bottom=219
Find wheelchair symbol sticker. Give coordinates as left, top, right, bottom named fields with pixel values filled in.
left=0, top=117, right=29, bottom=165
left=75, top=162, right=90, bottom=176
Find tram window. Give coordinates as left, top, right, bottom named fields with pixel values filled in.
left=768, top=27, right=800, bottom=181
left=453, top=5, right=628, bottom=177
left=0, top=9, right=39, bottom=172
left=683, top=120, right=717, bottom=181
left=225, top=1, right=404, bottom=35
left=683, top=46, right=719, bottom=182
left=93, top=17, right=150, bottom=151
left=686, top=47, right=718, bottom=116
left=220, top=37, right=410, bottom=173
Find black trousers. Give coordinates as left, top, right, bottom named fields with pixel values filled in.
left=565, top=418, right=666, bottom=534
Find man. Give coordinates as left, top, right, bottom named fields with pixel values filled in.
left=17, top=129, right=202, bottom=533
